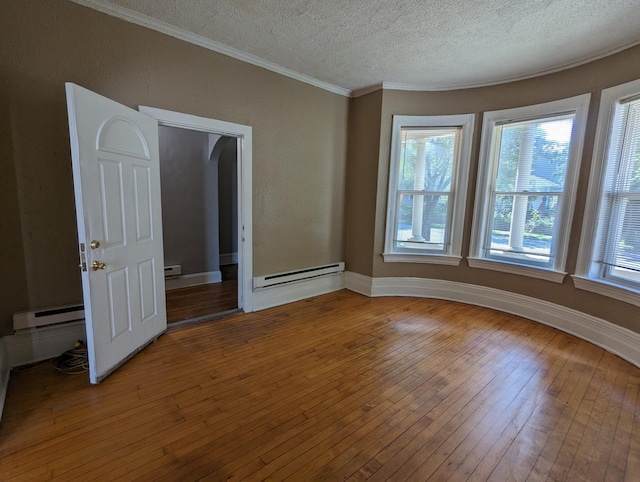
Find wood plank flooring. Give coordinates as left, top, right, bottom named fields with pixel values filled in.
left=166, top=264, right=238, bottom=324
left=2, top=290, right=639, bottom=481
left=165, top=281, right=237, bottom=324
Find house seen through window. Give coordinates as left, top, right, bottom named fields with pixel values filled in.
left=470, top=94, right=590, bottom=280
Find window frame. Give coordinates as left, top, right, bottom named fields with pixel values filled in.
left=469, top=94, right=591, bottom=282
left=383, top=114, right=475, bottom=265
left=574, top=79, right=640, bottom=307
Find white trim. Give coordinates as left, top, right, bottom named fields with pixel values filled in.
left=252, top=272, right=345, bottom=311
left=69, top=0, right=350, bottom=97
left=220, top=252, right=238, bottom=266
left=0, top=338, right=9, bottom=421
left=382, top=253, right=462, bottom=266
left=378, top=42, right=640, bottom=91
left=4, top=321, right=87, bottom=368
left=467, top=257, right=567, bottom=283
left=470, top=93, right=591, bottom=275
left=344, top=271, right=373, bottom=296
left=571, top=276, right=640, bottom=308
left=344, top=273, right=640, bottom=368
left=351, top=83, right=383, bottom=98
left=384, top=114, right=475, bottom=262
left=139, top=106, right=254, bottom=312
left=576, top=78, right=640, bottom=293
left=165, top=271, right=222, bottom=291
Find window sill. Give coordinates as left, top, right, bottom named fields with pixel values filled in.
left=382, top=253, right=463, bottom=266
left=571, top=276, right=640, bottom=307
left=467, top=257, right=567, bottom=283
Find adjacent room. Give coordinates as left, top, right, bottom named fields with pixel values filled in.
left=1, top=0, right=640, bottom=480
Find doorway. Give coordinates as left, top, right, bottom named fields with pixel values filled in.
left=158, top=126, right=238, bottom=324
left=139, top=106, right=254, bottom=320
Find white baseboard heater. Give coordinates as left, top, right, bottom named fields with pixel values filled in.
left=13, top=304, right=85, bottom=331
left=253, top=262, right=345, bottom=289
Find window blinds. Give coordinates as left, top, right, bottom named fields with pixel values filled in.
left=599, top=98, right=640, bottom=283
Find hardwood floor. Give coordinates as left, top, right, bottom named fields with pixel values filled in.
left=2, top=290, right=639, bottom=481
left=165, top=264, right=238, bottom=324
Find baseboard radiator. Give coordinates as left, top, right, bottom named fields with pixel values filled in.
left=13, top=304, right=85, bottom=331
left=253, top=262, right=345, bottom=289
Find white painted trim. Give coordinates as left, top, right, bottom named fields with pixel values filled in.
left=384, top=114, right=475, bottom=262
left=220, top=252, right=238, bottom=266
left=0, top=338, right=10, bottom=421
left=378, top=42, right=640, bottom=91
left=467, top=257, right=567, bottom=283
left=165, top=271, right=222, bottom=291
left=252, top=272, right=345, bottom=311
left=5, top=321, right=87, bottom=368
left=344, top=271, right=373, bottom=297
left=351, top=83, right=383, bottom=98
left=69, top=0, right=350, bottom=97
left=139, top=106, right=254, bottom=312
left=571, top=276, right=640, bottom=308
left=576, top=78, right=640, bottom=294
left=344, top=272, right=640, bottom=368
left=382, top=253, right=463, bottom=266
left=469, top=94, right=591, bottom=275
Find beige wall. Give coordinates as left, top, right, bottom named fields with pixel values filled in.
left=346, top=44, right=640, bottom=334
left=0, top=0, right=348, bottom=335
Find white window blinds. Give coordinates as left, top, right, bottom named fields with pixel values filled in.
left=598, top=97, right=640, bottom=286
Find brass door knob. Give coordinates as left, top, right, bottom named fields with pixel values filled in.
left=91, top=261, right=106, bottom=271
left=90, top=240, right=100, bottom=249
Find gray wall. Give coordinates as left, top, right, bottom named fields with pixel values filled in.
left=218, top=137, right=238, bottom=262
left=159, top=126, right=219, bottom=276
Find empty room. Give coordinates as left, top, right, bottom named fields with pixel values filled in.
left=1, top=0, right=640, bottom=480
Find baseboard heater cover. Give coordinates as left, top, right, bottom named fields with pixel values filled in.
left=253, top=262, right=345, bottom=289
left=13, top=304, right=85, bottom=331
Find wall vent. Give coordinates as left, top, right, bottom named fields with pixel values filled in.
left=253, top=262, right=345, bottom=289
left=13, top=304, right=85, bottom=331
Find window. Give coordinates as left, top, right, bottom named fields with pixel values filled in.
left=575, top=79, right=640, bottom=305
left=469, top=94, right=590, bottom=281
left=384, top=114, right=474, bottom=265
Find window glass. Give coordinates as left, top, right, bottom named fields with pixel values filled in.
left=394, top=128, right=459, bottom=252
left=384, top=114, right=474, bottom=264
left=483, top=115, right=574, bottom=266
left=599, top=98, right=640, bottom=287
left=470, top=94, right=590, bottom=278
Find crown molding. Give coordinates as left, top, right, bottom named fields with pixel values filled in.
left=350, top=83, right=383, bottom=98
left=69, top=0, right=351, bottom=97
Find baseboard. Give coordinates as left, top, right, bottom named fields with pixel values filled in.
left=220, top=252, right=238, bottom=266
left=0, top=338, right=10, bottom=421
left=165, top=270, right=222, bottom=290
left=344, top=272, right=640, bottom=368
left=4, top=321, right=86, bottom=368
left=252, top=272, right=345, bottom=311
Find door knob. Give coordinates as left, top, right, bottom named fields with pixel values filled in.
left=90, top=240, right=101, bottom=249
left=92, top=261, right=106, bottom=271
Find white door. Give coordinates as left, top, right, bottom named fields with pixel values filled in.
left=66, top=83, right=167, bottom=384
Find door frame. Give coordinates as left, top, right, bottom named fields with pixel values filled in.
left=139, top=106, right=253, bottom=313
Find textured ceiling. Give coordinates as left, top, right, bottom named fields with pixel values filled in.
left=80, top=0, right=640, bottom=94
